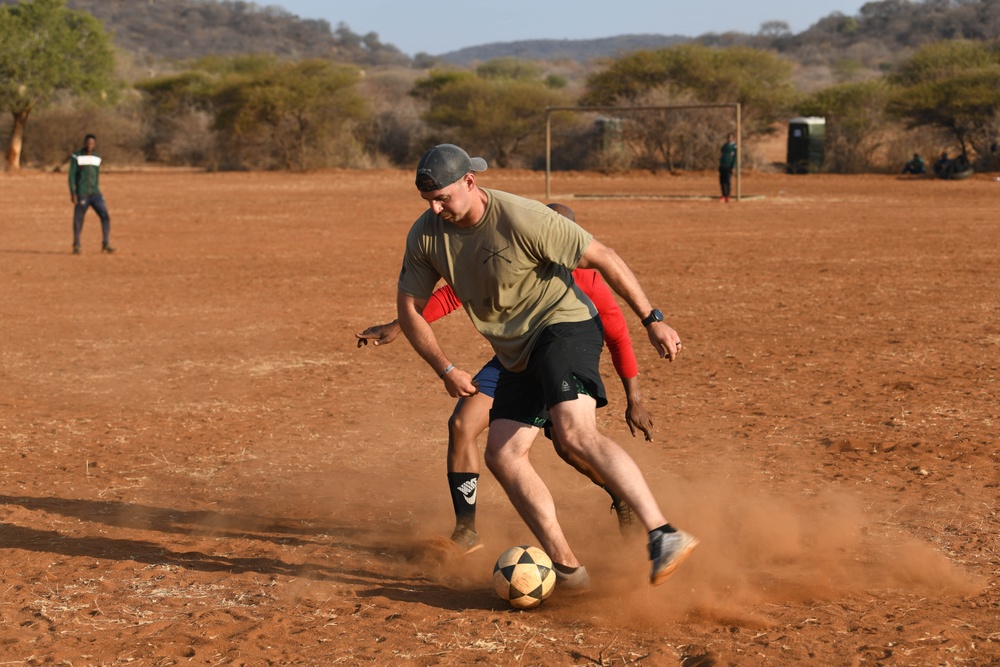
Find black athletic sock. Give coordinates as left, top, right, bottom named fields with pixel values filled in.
left=448, top=472, right=479, bottom=531
left=649, top=523, right=677, bottom=537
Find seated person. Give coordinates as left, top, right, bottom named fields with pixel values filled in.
left=933, top=152, right=950, bottom=177
left=902, top=153, right=926, bottom=175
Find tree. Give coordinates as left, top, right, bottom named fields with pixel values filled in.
left=581, top=44, right=798, bottom=138
left=887, top=39, right=1000, bottom=166
left=759, top=21, right=791, bottom=37
left=412, top=60, right=572, bottom=168
left=211, top=58, right=369, bottom=170
left=799, top=79, right=893, bottom=172
left=136, top=54, right=372, bottom=170
left=577, top=44, right=797, bottom=171
left=0, top=0, right=116, bottom=170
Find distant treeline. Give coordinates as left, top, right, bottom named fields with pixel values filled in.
left=2, top=0, right=998, bottom=175
left=2, top=0, right=999, bottom=70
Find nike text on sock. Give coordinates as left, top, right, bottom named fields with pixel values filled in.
left=448, top=472, right=479, bottom=527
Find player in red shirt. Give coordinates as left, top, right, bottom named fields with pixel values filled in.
left=357, top=204, right=657, bottom=556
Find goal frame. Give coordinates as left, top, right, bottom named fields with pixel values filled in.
left=544, top=103, right=742, bottom=200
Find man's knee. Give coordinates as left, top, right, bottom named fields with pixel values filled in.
left=483, top=430, right=522, bottom=477
left=483, top=442, right=504, bottom=477
left=448, top=410, right=476, bottom=441
left=550, top=422, right=599, bottom=458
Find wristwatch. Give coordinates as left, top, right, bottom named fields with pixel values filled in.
left=641, top=309, right=664, bottom=327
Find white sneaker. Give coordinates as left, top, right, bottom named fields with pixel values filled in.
left=648, top=529, right=698, bottom=586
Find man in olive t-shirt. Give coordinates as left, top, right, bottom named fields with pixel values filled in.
left=397, top=144, right=699, bottom=589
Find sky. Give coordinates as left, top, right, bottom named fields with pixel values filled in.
left=270, top=1, right=871, bottom=57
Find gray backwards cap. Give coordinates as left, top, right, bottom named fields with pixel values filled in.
left=415, top=144, right=488, bottom=192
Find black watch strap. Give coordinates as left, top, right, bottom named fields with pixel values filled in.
left=641, top=309, right=664, bottom=327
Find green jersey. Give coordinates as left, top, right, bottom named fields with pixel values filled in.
left=720, top=140, right=737, bottom=170
left=69, top=150, right=103, bottom=198
left=399, top=188, right=596, bottom=372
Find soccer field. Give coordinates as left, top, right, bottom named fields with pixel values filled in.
left=1, top=167, right=997, bottom=665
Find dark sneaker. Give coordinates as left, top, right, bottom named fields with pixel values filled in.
left=648, top=529, right=698, bottom=586
left=72, top=245, right=81, bottom=255
left=449, top=525, right=483, bottom=555
left=102, top=244, right=116, bottom=254
left=554, top=564, right=590, bottom=591
left=610, top=497, right=638, bottom=534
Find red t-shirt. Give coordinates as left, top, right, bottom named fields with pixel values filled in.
left=421, top=269, right=638, bottom=379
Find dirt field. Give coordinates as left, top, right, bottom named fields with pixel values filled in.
left=1, top=167, right=998, bottom=666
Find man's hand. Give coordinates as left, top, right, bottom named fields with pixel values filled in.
left=70, top=195, right=78, bottom=205
left=442, top=367, right=479, bottom=398
left=625, top=399, right=654, bottom=441
left=356, top=320, right=402, bottom=348
left=647, top=321, right=682, bottom=361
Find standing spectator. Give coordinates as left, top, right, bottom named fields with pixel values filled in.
left=719, top=133, right=737, bottom=203
left=69, top=134, right=114, bottom=255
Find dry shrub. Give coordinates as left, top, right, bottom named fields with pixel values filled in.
left=144, top=109, right=218, bottom=167
left=361, top=68, right=428, bottom=165
left=18, top=102, right=147, bottom=170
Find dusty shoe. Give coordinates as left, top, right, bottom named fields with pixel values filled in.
left=648, top=529, right=699, bottom=586
left=102, top=243, right=116, bottom=254
left=610, top=497, right=639, bottom=535
left=72, top=244, right=81, bottom=255
left=449, top=525, right=483, bottom=555
left=554, top=564, right=590, bottom=591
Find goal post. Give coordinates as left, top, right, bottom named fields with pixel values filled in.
left=544, top=103, right=742, bottom=200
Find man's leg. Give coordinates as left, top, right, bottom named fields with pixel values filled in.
left=446, top=391, right=491, bottom=550
left=484, top=418, right=580, bottom=569
left=550, top=396, right=698, bottom=585
left=92, top=194, right=113, bottom=252
left=551, top=432, right=605, bottom=487
left=551, top=432, right=637, bottom=533
left=72, top=200, right=87, bottom=251
left=549, top=396, right=666, bottom=531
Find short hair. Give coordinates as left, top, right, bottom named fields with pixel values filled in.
left=546, top=202, right=576, bottom=222
left=84, top=134, right=97, bottom=142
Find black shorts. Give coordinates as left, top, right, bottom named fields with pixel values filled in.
left=490, top=316, right=608, bottom=428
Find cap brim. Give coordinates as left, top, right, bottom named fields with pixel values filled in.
left=469, top=157, right=488, bottom=172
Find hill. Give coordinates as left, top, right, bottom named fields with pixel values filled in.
left=3, top=0, right=999, bottom=70
left=0, top=0, right=410, bottom=65
left=436, top=34, right=692, bottom=66
left=700, top=1, right=1000, bottom=71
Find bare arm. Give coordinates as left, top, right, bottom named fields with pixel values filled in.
left=396, top=289, right=478, bottom=398
left=621, top=375, right=654, bottom=441
left=577, top=239, right=681, bottom=361
left=355, top=284, right=463, bottom=347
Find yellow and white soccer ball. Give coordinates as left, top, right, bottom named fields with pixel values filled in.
left=492, top=545, right=556, bottom=609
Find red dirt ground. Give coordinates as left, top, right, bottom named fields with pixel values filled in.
left=1, top=167, right=998, bottom=666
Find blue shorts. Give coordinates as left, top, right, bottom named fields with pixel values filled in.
left=473, top=356, right=504, bottom=399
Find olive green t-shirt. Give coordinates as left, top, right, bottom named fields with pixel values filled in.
left=399, top=188, right=596, bottom=372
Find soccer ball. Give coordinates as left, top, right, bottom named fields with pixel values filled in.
left=492, top=545, right=556, bottom=609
